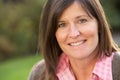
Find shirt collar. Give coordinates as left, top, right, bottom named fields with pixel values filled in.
left=56, top=53, right=75, bottom=80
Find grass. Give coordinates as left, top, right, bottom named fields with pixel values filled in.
left=0, top=55, right=42, bottom=80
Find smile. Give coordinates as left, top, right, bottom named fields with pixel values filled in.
left=69, top=40, right=86, bottom=46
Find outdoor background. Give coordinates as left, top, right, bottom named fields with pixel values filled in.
left=0, top=0, right=120, bottom=80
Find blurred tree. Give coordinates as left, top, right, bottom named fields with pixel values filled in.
left=101, top=0, right=120, bottom=30
left=0, top=0, right=44, bottom=61
left=115, top=0, right=120, bottom=10
left=3, top=0, right=24, bottom=3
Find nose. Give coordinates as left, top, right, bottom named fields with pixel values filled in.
left=69, top=24, right=80, bottom=38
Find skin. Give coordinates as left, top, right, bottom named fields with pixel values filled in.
left=56, top=1, right=99, bottom=80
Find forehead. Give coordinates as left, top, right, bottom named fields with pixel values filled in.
left=58, top=1, right=88, bottom=20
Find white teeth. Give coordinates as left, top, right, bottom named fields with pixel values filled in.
left=70, top=41, right=84, bottom=46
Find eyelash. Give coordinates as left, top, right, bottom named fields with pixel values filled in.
left=79, top=19, right=87, bottom=23
left=57, top=19, right=87, bottom=28
left=58, top=23, right=66, bottom=28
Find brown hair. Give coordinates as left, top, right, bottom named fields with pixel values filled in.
left=38, top=0, right=119, bottom=80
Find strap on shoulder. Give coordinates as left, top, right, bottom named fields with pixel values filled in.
left=112, top=52, right=120, bottom=80
left=28, top=59, right=45, bottom=80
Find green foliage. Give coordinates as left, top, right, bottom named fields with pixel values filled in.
left=0, top=0, right=44, bottom=60
left=101, top=0, right=120, bottom=28
left=0, top=55, right=41, bottom=80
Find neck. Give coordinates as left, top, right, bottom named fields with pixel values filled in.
left=69, top=55, right=98, bottom=80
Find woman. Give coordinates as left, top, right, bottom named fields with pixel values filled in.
left=28, top=0, right=120, bottom=80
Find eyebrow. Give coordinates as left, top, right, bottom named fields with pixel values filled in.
left=58, top=15, right=90, bottom=22
left=75, top=15, right=89, bottom=19
left=57, top=21, right=65, bottom=23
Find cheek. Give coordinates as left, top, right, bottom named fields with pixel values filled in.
left=83, top=20, right=98, bottom=37
left=81, top=22, right=98, bottom=38
left=55, top=30, right=66, bottom=44
left=86, top=27, right=99, bottom=46
left=89, top=28, right=98, bottom=37
left=81, top=27, right=98, bottom=38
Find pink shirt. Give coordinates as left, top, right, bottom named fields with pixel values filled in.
left=56, top=53, right=114, bottom=80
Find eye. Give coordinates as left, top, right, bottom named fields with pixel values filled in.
left=79, top=19, right=87, bottom=24
left=57, top=22, right=66, bottom=28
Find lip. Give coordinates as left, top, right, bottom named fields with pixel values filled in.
left=68, top=39, right=86, bottom=47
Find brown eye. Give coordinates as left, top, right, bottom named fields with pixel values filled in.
left=58, top=22, right=66, bottom=28
left=79, top=19, right=87, bottom=23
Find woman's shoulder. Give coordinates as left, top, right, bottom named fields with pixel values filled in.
left=112, top=51, right=120, bottom=65
left=28, top=59, right=45, bottom=80
left=112, top=51, right=120, bottom=80
left=113, top=51, right=120, bottom=61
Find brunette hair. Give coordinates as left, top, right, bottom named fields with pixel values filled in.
left=39, top=0, right=119, bottom=80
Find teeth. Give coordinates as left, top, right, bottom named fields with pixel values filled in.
left=70, top=41, right=84, bottom=46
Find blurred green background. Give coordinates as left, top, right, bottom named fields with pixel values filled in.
left=0, top=0, right=120, bottom=80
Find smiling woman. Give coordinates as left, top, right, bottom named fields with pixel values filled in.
left=56, top=2, right=98, bottom=61
left=28, top=0, right=120, bottom=80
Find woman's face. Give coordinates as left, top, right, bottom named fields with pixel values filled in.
left=55, top=1, right=99, bottom=60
